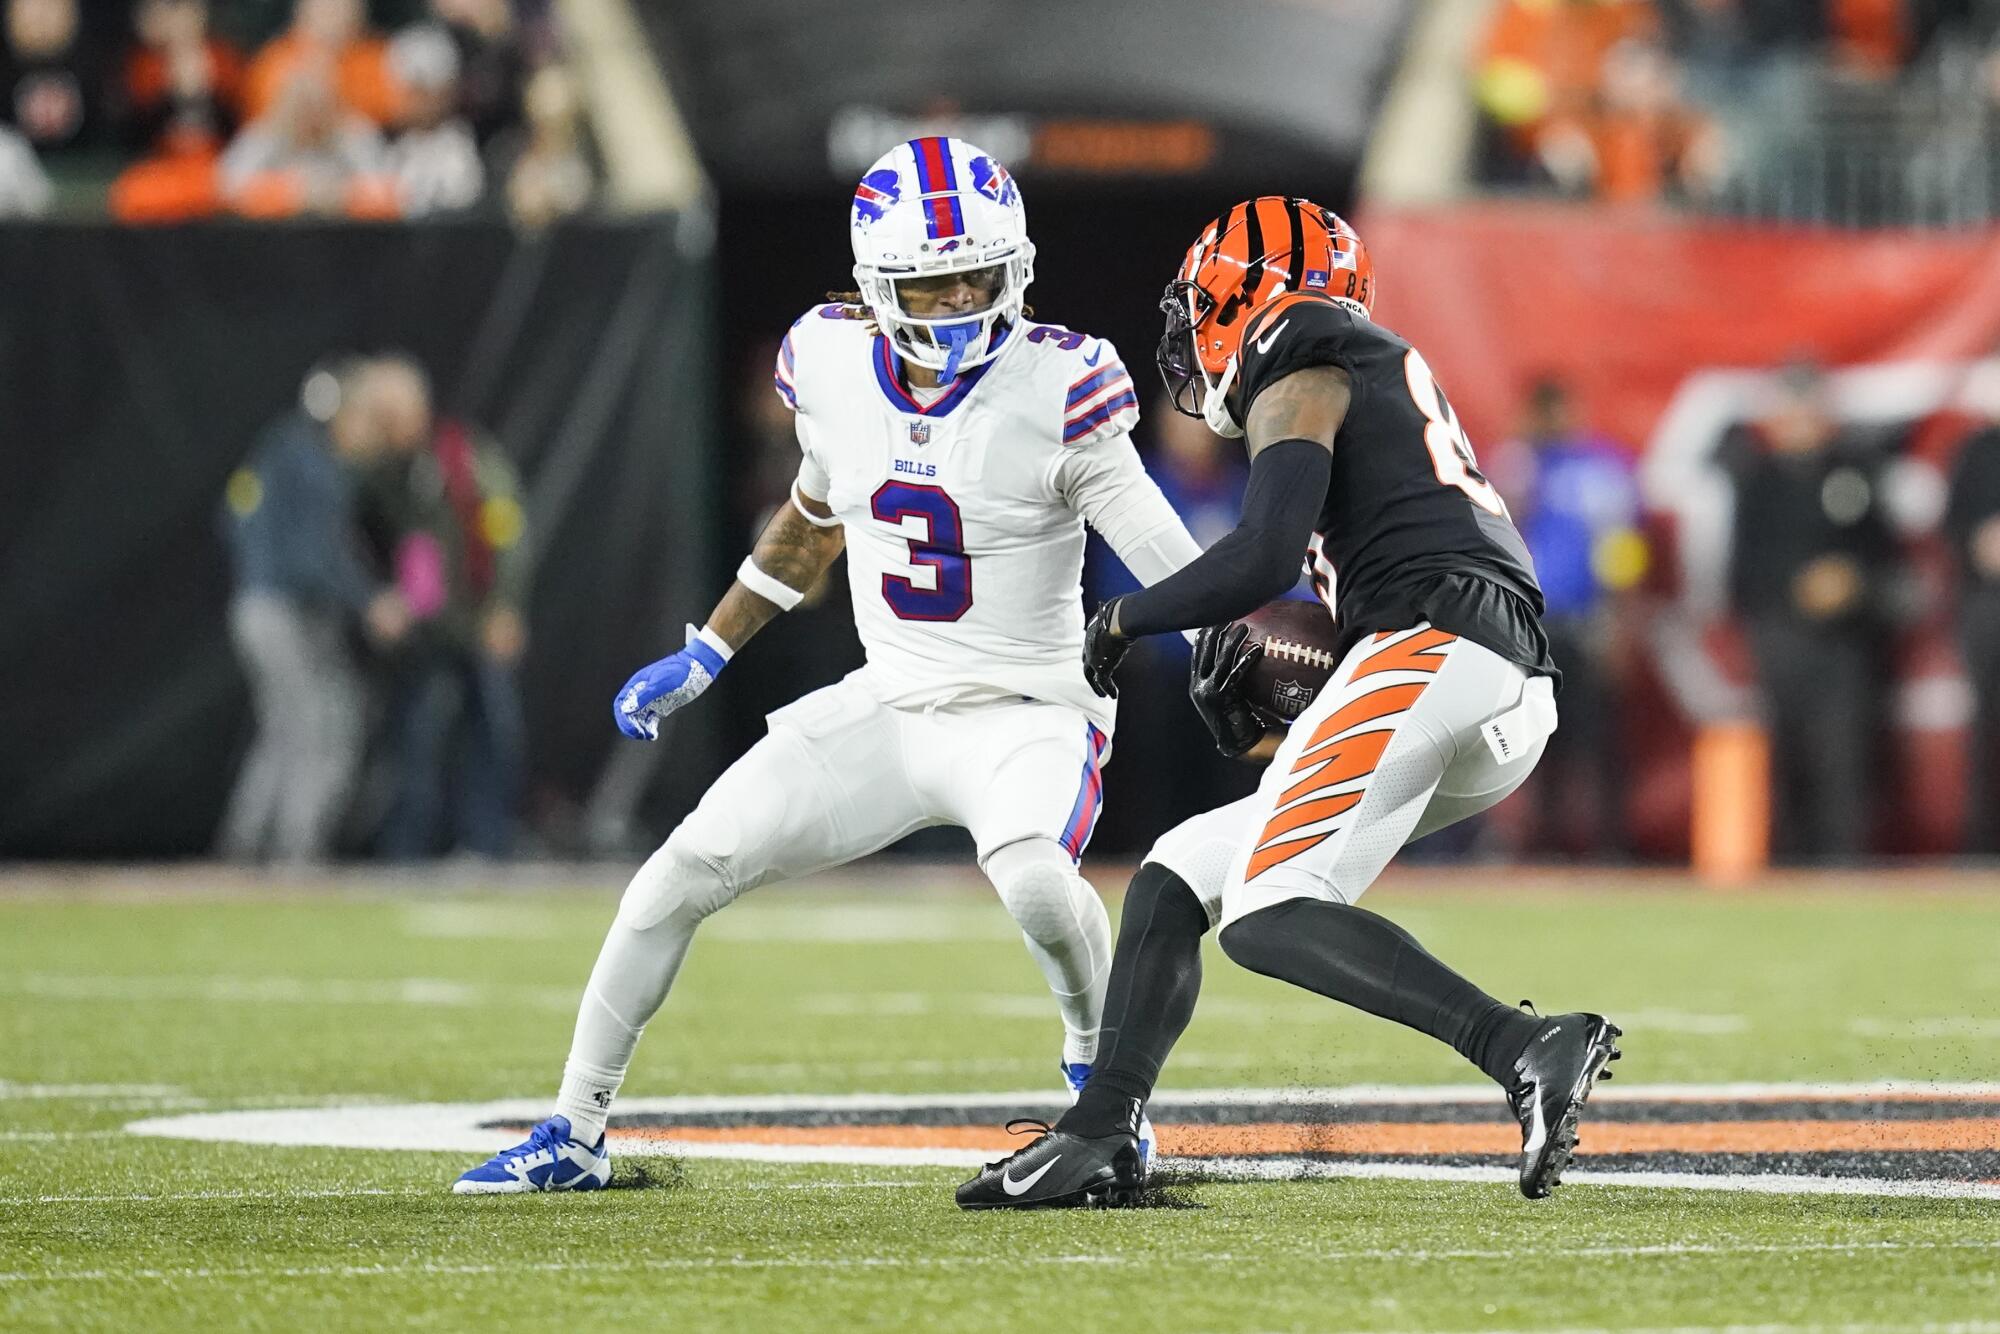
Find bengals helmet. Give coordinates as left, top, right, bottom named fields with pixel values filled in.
left=1157, top=197, right=1373, bottom=437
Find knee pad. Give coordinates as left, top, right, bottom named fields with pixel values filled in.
left=615, top=835, right=739, bottom=933
left=1144, top=822, right=1238, bottom=930
left=1218, top=900, right=1304, bottom=976
left=984, top=838, right=1096, bottom=949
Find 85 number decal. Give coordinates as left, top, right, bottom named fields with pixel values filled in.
left=872, top=482, right=972, bottom=621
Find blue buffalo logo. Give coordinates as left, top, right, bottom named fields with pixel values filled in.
left=853, top=169, right=902, bottom=225
left=969, top=155, right=1018, bottom=207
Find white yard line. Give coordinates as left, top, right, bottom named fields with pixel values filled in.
left=4, top=1239, right=1996, bottom=1287
left=0, top=1082, right=186, bottom=1100
left=1, top=1188, right=410, bottom=1205
left=0, top=975, right=578, bottom=1011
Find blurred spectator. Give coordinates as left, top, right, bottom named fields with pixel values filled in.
left=428, top=0, right=525, bottom=147
left=1494, top=377, right=1642, bottom=856
left=383, top=23, right=481, bottom=216
left=244, top=0, right=398, bottom=127
left=219, top=64, right=396, bottom=218
left=1945, top=417, right=2000, bottom=855
left=360, top=355, right=530, bottom=861
left=1, top=0, right=104, bottom=162
left=0, top=120, right=49, bottom=213
left=494, top=65, right=591, bottom=228
left=1722, top=361, right=1898, bottom=863
left=1475, top=0, right=1656, bottom=187
left=108, top=0, right=244, bottom=223
left=1537, top=35, right=1724, bottom=203
left=217, top=357, right=407, bottom=865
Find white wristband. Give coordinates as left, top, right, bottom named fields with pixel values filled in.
left=790, top=481, right=841, bottom=527
left=736, top=556, right=806, bottom=611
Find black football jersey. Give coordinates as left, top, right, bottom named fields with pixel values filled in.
left=1236, top=292, right=1557, bottom=680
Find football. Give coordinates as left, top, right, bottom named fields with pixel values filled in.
left=1233, top=597, right=1343, bottom=726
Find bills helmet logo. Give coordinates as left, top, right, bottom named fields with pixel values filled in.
left=969, top=155, right=1018, bottom=207
left=853, top=169, right=902, bottom=226
left=1270, top=679, right=1314, bottom=720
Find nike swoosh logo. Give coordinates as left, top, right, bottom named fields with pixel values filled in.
left=1001, top=1155, right=1061, bottom=1196
left=1253, top=319, right=1290, bottom=355
left=1082, top=344, right=1103, bottom=367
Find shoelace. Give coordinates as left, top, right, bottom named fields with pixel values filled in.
left=977, top=1118, right=1057, bottom=1172
left=508, top=1119, right=570, bottom=1170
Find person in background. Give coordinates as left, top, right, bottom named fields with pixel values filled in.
left=108, top=0, right=243, bottom=222
left=0, top=0, right=103, bottom=164
left=0, top=119, right=48, bottom=213
left=244, top=0, right=398, bottom=127
left=1945, top=412, right=2000, bottom=855
left=383, top=23, right=481, bottom=216
left=495, top=65, right=590, bottom=228
left=218, top=356, right=409, bottom=865
left=1495, top=376, right=1642, bottom=857
left=1723, top=360, right=1897, bottom=863
left=219, top=63, right=394, bottom=218
left=428, top=0, right=524, bottom=148
left=361, top=354, right=531, bottom=861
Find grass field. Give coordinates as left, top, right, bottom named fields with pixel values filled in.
left=4, top=865, right=1999, bottom=1332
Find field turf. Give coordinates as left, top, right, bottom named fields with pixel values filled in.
left=3, top=866, right=1998, bottom=1332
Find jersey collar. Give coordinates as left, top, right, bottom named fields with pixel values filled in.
left=871, top=322, right=1013, bottom=417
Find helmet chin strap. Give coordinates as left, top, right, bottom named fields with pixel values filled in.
left=1200, top=357, right=1244, bottom=438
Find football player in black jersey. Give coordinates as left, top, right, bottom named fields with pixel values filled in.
left=958, top=198, right=1620, bottom=1210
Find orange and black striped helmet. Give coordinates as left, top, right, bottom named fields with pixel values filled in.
left=1157, top=196, right=1373, bottom=430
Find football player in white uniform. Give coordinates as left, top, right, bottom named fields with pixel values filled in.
left=456, top=137, right=1201, bottom=1192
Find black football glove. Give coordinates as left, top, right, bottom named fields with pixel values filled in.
left=1082, top=598, right=1134, bottom=699
left=1189, top=622, right=1267, bottom=758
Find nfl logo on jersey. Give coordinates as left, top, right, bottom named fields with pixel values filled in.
left=908, top=421, right=932, bottom=446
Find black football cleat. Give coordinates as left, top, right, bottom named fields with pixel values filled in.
left=955, top=1118, right=1145, bottom=1210
left=1505, top=1008, right=1622, bottom=1200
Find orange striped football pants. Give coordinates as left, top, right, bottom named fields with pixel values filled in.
left=1145, top=625, right=1557, bottom=928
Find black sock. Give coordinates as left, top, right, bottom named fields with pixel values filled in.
left=1217, top=899, right=1541, bottom=1086
left=1057, top=862, right=1209, bottom=1138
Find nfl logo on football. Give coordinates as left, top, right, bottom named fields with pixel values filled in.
left=1271, top=678, right=1313, bottom=720
left=908, top=421, right=931, bottom=446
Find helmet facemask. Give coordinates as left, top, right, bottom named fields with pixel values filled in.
left=855, top=247, right=1035, bottom=384
left=1156, top=278, right=1244, bottom=439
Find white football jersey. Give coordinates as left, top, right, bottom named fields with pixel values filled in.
left=776, top=304, right=1143, bottom=732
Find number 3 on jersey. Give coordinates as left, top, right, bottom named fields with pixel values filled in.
left=872, top=482, right=972, bottom=621
left=1403, top=348, right=1508, bottom=518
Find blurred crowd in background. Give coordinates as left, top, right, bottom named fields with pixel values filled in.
left=0, top=0, right=593, bottom=223
left=14, top=0, right=2000, bottom=870
left=1473, top=0, right=2000, bottom=222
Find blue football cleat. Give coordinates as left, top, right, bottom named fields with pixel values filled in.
left=453, top=1115, right=611, bottom=1194
left=1062, top=1061, right=1156, bottom=1173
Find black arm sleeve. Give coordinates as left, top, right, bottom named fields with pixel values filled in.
left=1113, top=439, right=1329, bottom=638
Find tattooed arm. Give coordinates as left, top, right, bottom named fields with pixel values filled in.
left=707, top=491, right=846, bottom=651
left=1098, top=367, right=1349, bottom=641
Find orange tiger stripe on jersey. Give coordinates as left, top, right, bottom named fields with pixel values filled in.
left=1353, top=628, right=1456, bottom=680
left=1279, top=728, right=1392, bottom=805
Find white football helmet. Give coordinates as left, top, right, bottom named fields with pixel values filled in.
left=849, top=137, right=1034, bottom=382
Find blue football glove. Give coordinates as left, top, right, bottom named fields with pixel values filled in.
left=613, top=626, right=729, bottom=740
